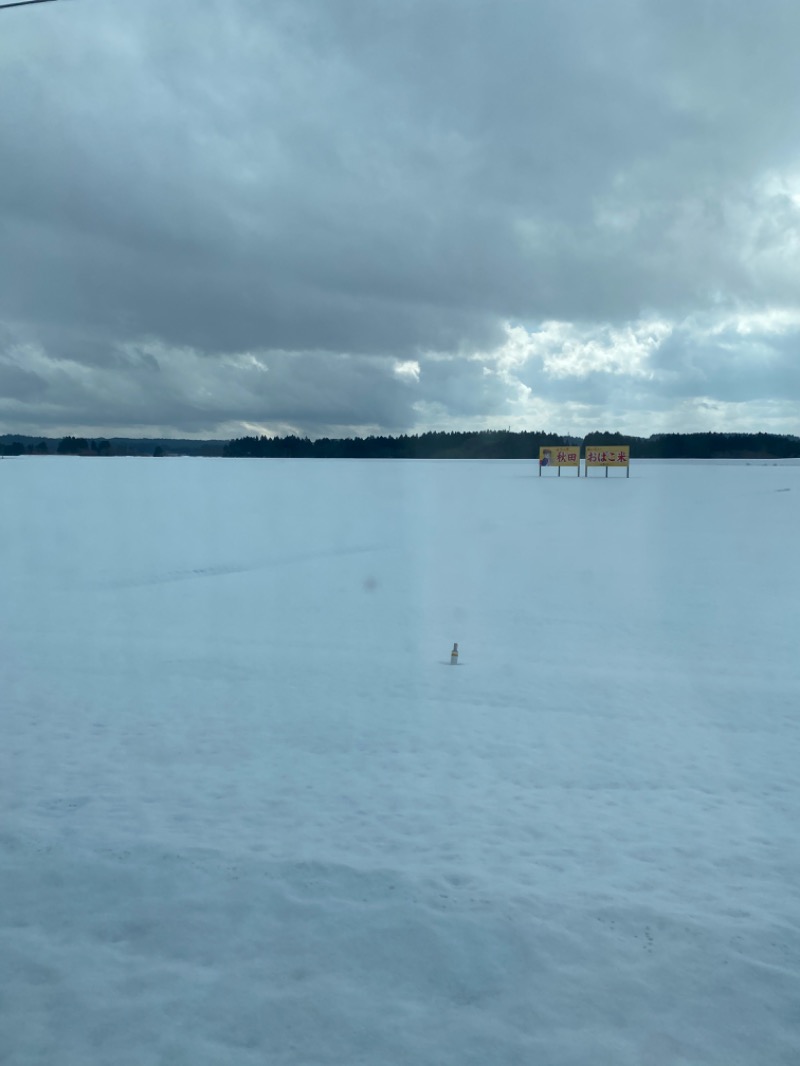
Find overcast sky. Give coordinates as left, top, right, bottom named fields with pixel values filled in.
left=2, top=0, right=799, bottom=439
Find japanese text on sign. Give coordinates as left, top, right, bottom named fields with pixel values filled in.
left=539, top=446, right=580, bottom=467
left=585, top=446, right=630, bottom=467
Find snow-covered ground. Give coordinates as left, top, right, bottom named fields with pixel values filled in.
left=2, top=457, right=799, bottom=1065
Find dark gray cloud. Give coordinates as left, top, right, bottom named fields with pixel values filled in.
left=1, top=0, right=799, bottom=437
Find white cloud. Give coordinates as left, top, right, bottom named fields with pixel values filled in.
left=393, top=360, right=421, bottom=383
left=704, top=307, right=800, bottom=337
left=484, top=320, right=670, bottom=381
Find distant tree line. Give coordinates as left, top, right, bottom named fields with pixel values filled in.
left=0, top=439, right=49, bottom=456
left=0, top=437, right=114, bottom=455
left=0, top=435, right=225, bottom=457
left=2, top=430, right=799, bottom=460
left=583, top=431, right=800, bottom=459
left=224, top=430, right=800, bottom=460
left=224, top=430, right=575, bottom=460
left=56, top=437, right=112, bottom=455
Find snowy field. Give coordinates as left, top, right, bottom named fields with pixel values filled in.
left=2, top=456, right=799, bottom=1066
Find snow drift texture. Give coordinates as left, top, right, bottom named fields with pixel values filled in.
left=2, top=457, right=799, bottom=1065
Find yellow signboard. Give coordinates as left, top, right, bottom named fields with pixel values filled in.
left=585, top=446, right=630, bottom=467
left=539, top=446, right=580, bottom=468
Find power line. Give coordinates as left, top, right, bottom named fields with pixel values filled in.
left=0, top=0, right=62, bottom=9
